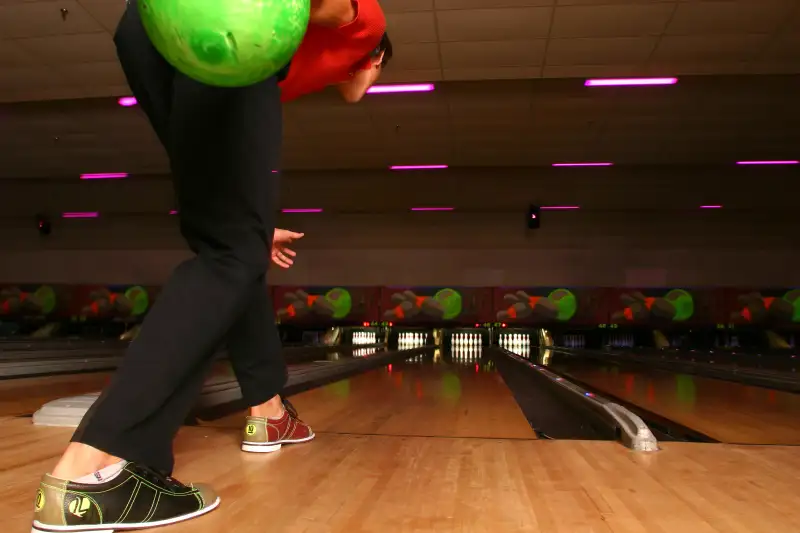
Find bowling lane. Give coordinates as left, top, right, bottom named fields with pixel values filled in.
left=0, top=372, right=111, bottom=417
left=546, top=351, right=800, bottom=445
left=206, top=346, right=536, bottom=440
left=290, top=348, right=536, bottom=439
left=1, top=344, right=375, bottom=418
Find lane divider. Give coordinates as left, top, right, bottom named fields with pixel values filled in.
left=499, top=348, right=659, bottom=452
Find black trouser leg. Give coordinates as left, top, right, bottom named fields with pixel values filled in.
left=226, top=280, right=288, bottom=406
left=72, top=1, right=285, bottom=474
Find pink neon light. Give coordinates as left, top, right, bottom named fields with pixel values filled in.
left=410, top=207, right=454, bottom=211
left=552, top=162, right=613, bottom=167
left=541, top=206, right=580, bottom=210
left=282, top=208, right=323, bottom=213
left=390, top=165, right=448, bottom=170
left=367, top=83, right=435, bottom=94
left=117, top=97, right=137, bottom=107
left=169, top=210, right=178, bottom=215
left=80, top=173, right=129, bottom=180
left=62, top=212, right=99, bottom=218
left=700, top=205, right=722, bottom=209
left=585, top=77, right=678, bottom=87
left=736, top=160, right=798, bottom=165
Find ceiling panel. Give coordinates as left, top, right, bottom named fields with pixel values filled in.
left=1, top=76, right=797, bottom=178
left=0, top=0, right=797, bottom=103
left=0, top=0, right=797, bottom=182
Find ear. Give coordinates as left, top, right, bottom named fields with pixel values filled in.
left=371, top=51, right=385, bottom=66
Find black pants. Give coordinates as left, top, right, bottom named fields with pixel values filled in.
left=71, top=0, right=287, bottom=474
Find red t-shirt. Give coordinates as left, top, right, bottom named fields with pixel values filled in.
left=279, top=0, right=386, bottom=102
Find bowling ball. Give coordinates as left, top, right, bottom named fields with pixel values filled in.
left=138, top=0, right=310, bottom=87
left=783, top=290, right=800, bottom=322
left=664, top=289, right=694, bottom=322
left=548, top=288, right=577, bottom=321
left=34, top=286, right=57, bottom=315
left=124, top=286, right=150, bottom=316
left=434, top=288, right=462, bottom=320
left=325, top=288, right=352, bottom=319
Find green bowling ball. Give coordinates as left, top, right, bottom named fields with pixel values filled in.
left=138, top=0, right=310, bottom=87
left=548, top=288, right=577, bottom=321
left=325, top=288, right=352, bottom=319
left=783, top=290, right=800, bottom=322
left=434, top=288, right=463, bottom=320
left=34, top=286, right=57, bottom=315
left=664, top=289, right=694, bottom=322
left=124, top=286, right=150, bottom=316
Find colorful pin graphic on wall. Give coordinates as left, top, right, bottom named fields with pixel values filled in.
left=81, top=287, right=150, bottom=318
left=383, top=288, right=463, bottom=321
left=496, top=289, right=577, bottom=322
left=732, top=290, right=800, bottom=323
left=277, top=288, right=353, bottom=320
left=611, top=289, right=694, bottom=323
left=0, top=286, right=57, bottom=316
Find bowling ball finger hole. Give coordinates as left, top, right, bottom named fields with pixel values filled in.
left=225, top=32, right=238, bottom=52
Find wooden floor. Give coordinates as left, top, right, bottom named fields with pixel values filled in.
left=4, top=358, right=800, bottom=531
left=3, top=416, right=800, bottom=532
left=563, top=364, right=800, bottom=444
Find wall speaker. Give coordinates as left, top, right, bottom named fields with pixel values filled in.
left=527, top=205, right=540, bottom=229
left=36, top=214, right=51, bottom=236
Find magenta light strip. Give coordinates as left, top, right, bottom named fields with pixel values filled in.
left=80, top=172, right=129, bottom=180
left=169, top=210, right=178, bottom=215
left=62, top=212, right=99, bottom=219
left=736, top=160, right=798, bottom=165
left=282, top=208, right=323, bottom=213
left=541, top=206, right=580, bottom=210
left=117, top=96, right=137, bottom=107
left=367, top=83, right=435, bottom=94
left=390, top=165, right=448, bottom=170
left=552, top=162, right=613, bottom=167
left=700, top=205, right=723, bottom=209
left=585, top=77, right=678, bottom=87
left=410, top=207, right=454, bottom=211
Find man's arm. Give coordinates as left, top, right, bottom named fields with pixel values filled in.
left=337, top=59, right=382, bottom=103
left=310, top=0, right=357, bottom=27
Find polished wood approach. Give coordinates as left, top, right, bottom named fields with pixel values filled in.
left=204, top=358, right=536, bottom=440
left=0, top=372, right=111, bottom=417
left=5, top=357, right=800, bottom=532
left=3, top=417, right=800, bottom=533
left=563, top=365, right=800, bottom=444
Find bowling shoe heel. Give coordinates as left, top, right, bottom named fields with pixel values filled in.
left=31, top=526, right=114, bottom=533
left=241, top=401, right=314, bottom=455
left=241, top=442, right=282, bottom=453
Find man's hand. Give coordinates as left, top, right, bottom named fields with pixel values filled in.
left=272, top=229, right=304, bottom=269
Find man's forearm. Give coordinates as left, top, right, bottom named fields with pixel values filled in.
left=338, top=66, right=379, bottom=103
left=310, top=0, right=356, bottom=27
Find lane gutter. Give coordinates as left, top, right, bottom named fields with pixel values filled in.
left=494, top=348, right=660, bottom=452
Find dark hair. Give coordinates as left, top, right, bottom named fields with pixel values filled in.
left=371, top=33, right=392, bottom=68
left=380, top=33, right=392, bottom=67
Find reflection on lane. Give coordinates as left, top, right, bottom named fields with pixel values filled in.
left=541, top=348, right=800, bottom=445
left=396, top=346, right=497, bottom=374
left=286, top=345, right=525, bottom=440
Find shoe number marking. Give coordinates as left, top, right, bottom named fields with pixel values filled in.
left=34, top=489, right=45, bottom=511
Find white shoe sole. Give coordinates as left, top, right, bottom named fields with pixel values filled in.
left=31, top=496, right=221, bottom=533
left=241, top=433, right=315, bottom=453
